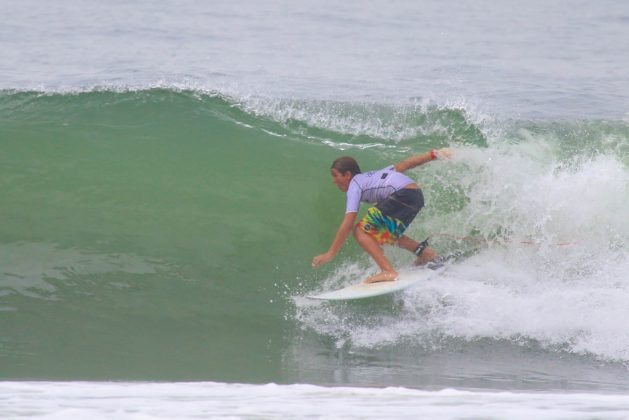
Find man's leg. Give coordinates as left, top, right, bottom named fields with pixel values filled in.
left=397, top=235, right=438, bottom=265
left=353, top=225, right=398, bottom=283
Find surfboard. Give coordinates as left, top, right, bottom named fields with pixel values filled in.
left=306, top=269, right=435, bottom=301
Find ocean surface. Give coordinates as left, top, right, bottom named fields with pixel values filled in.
left=2, top=0, right=629, bottom=418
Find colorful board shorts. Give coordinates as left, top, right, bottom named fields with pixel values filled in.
left=357, top=188, right=424, bottom=245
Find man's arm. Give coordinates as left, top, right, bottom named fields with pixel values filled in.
left=394, top=148, right=452, bottom=173
left=312, top=212, right=357, bottom=268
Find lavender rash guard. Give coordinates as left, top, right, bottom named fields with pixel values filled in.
left=345, top=165, right=415, bottom=213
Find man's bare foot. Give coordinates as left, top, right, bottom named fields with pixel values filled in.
left=363, top=271, right=398, bottom=284
left=414, top=247, right=438, bottom=266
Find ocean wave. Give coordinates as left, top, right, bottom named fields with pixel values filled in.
left=1, top=86, right=627, bottom=381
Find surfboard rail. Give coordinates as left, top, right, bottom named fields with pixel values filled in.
left=306, top=269, right=436, bottom=301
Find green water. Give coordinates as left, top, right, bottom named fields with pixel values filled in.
left=0, top=90, right=414, bottom=380
left=1, top=90, right=627, bottom=383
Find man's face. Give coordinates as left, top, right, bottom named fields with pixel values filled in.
left=331, top=168, right=352, bottom=192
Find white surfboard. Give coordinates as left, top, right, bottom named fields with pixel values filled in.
left=306, top=269, right=435, bottom=301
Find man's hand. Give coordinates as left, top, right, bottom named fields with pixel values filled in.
left=435, top=147, right=453, bottom=159
left=312, top=251, right=334, bottom=268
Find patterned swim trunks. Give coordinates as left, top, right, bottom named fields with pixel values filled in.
left=357, top=188, right=424, bottom=245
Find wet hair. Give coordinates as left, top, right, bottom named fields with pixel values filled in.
left=331, top=156, right=361, bottom=176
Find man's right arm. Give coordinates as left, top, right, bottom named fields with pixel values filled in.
left=311, top=212, right=357, bottom=268
left=394, top=148, right=452, bottom=172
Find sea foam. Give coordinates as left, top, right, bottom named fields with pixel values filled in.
left=297, top=131, right=629, bottom=363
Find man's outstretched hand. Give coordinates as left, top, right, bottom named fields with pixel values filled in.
left=435, top=147, right=453, bottom=159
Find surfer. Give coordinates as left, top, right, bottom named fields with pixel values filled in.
left=311, top=148, right=452, bottom=283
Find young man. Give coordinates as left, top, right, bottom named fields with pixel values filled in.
left=311, top=148, right=452, bottom=283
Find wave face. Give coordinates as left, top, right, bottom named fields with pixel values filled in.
left=0, top=89, right=628, bottom=390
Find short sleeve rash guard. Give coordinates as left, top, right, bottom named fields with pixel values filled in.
left=345, top=165, right=415, bottom=213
